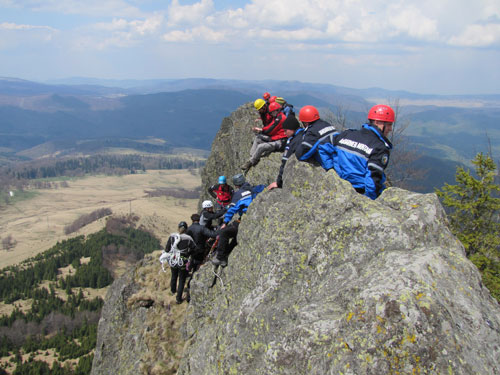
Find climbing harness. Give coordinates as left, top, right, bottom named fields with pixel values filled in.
left=159, top=233, right=188, bottom=272
left=159, top=249, right=185, bottom=272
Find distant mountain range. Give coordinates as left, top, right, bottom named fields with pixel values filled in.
left=1, top=76, right=499, bottom=192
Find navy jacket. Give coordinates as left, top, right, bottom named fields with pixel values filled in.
left=295, top=119, right=337, bottom=166
left=331, top=124, right=392, bottom=199
left=224, top=182, right=265, bottom=224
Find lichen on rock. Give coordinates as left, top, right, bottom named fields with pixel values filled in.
left=92, top=103, right=500, bottom=375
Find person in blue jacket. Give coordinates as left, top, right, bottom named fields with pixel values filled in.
left=294, top=105, right=337, bottom=168
left=331, top=104, right=394, bottom=199
left=212, top=173, right=264, bottom=267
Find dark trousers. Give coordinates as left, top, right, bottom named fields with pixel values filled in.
left=170, top=266, right=189, bottom=302
left=216, top=221, right=240, bottom=260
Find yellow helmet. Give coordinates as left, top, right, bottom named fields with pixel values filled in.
left=254, top=98, right=266, bottom=110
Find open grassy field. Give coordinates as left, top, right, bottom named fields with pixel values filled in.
left=0, top=169, right=201, bottom=269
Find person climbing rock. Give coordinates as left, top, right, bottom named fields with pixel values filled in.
left=165, top=221, right=196, bottom=304
left=185, top=213, right=218, bottom=302
left=200, top=199, right=226, bottom=229
left=208, top=175, right=234, bottom=209
left=267, top=115, right=304, bottom=190
left=242, top=101, right=287, bottom=173
left=212, top=173, right=264, bottom=267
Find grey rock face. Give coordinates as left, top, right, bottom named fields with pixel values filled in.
left=180, top=106, right=500, bottom=374
left=91, top=263, right=147, bottom=375
left=92, top=103, right=500, bottom=374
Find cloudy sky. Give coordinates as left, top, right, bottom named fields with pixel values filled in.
left=1, top=0, right=499, bottom=95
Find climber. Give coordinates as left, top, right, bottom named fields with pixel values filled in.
left=212, top=174, right=265, bottom=267
left=241, top=101, right=287, bottom=173
left=208, top=175, right=234, bottom=209
left=185, top=213, right=218, bottom=302
left=295, top=105, right=337, bottom=168
left=164, top=221, right=196, bottom=304
left=330, top=104, right=394, bottom=199
left=263, top=92, right=271, bottom=103
left=199, top=200, right=225, bottom=230
left=274, top=97, right=295, bottom=118
left=267, top=115, right=304, bottom=190
left=254, top=98, right=272, bottom=127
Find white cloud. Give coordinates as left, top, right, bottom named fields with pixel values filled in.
left=93, top=14, right=163, bottom=35
left=167, top=0, right=215, bottom=27
left=0, top=22, right=57, bottom=32
left=163, top=25, right=225, bottom=43
left=1, top=0, right=144, bottom=18
left=449, top=23, right=500, bottom=47
left=389, top=6, right=438, bottom=40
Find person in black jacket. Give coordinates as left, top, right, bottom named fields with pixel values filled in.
left=165, top=221, right=196, bottom=304
left=295, top=105, right=337, bottom=165
left=199, top=200, right=225, bottom=229
left=185, top=213, right=218, bottom=302
left=267, top=115, right=303, bottom=190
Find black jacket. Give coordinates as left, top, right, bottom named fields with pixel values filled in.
left=199, top=208, right=225, bottom=229
left=165, top=233, right=196, bottom=258
left=186, top=222, right=218, bottom=261
left=295, top=119, right=336, bottom=162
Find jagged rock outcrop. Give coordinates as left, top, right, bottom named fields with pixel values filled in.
left=92, top=103, right=500, bottom=375
left=91, top=253, right=187, bottom=375
left=200, top=103, right=282, bottom=204
left=181, top=104, right=500, bottom=374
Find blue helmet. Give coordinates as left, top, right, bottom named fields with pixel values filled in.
left=218, top=175, right=226, bottom=184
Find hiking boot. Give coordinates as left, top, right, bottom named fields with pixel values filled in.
left=211, top=257, right=227, bottom=267
left=241, top=161, right=253, bottom=172
left=176, top=298, right=183, bottom=304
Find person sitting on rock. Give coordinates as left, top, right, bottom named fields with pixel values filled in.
left=330, top=104, right=394, bottom=199
left=295, top=105, right=337, bottom=167
left=267, top=115, right=303, bottom=190
left=165, top=221, right=196, bottom=304
left=208, top=175, right=234, bottom=209
left=242, top=101, right=287, bottom=173
left=254, top=98, right=272, bottom=127
left=200, top=200, right=226, bottom=230
left=212, top=174, right=264, bottom=267
left=273, top=96, right=295, bottom=118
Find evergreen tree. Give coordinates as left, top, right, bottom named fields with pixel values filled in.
left=436, top=152, right=500, bottom=300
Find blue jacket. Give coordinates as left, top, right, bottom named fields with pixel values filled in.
left=224, top=183, right=265, bottom=224
left=331, top=124, right=393, bottom=199
left=295, top=119, right=337, bottom=168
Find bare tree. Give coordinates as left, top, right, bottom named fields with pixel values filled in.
left=382, top=99, right=427, bottom=190
left=322, top=104, right=355, bottom=132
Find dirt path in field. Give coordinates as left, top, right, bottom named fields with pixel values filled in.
left=0, top=169, right=200, bottom=269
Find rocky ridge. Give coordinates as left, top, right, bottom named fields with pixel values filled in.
left=92, top=103, right=500, bottom=375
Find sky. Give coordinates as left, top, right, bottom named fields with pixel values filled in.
left=0, top=0, right=499, bottom=95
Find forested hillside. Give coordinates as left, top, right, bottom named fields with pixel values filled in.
left=0, top=216, right=160, bottom=374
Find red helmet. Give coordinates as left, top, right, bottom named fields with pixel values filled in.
left=263, top=92, right=271, bottom=100
left=368, top=105, right=395, bottom=122
left=299, top=105, right=320, bottom=123
left=269, top=95, right=277, bottom=103
left=268, top=102, right=281, bottom=112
